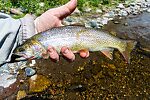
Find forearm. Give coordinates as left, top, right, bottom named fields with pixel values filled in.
left=0, top=14, right=35, bottom=65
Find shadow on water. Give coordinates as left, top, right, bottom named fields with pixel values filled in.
left=2, top=12, right=150, bottom=99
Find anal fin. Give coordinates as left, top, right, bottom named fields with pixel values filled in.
left=101, top=48, right=114, bottom=60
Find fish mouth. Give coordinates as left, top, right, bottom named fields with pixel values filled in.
left=13, top=53, right=28, bottom=61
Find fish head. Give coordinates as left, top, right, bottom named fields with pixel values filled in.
left=13, top=39, right=46, bottom=61
left=13, top=44, right=36, bottom=61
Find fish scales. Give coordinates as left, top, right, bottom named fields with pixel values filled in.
left=14, top=26, right=137, bottom=63
left=36, top=26, right=122, bottom=51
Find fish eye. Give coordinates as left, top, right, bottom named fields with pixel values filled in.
left=18, top=48, right=25, bottom=52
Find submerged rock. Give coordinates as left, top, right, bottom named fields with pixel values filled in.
left=25, top=67, right=36, bottom=77
left=66, top=83, right=87, bottom=92
left=29, top=74, right=51, bottom=93
left=16, top=90, right=27, bottom=100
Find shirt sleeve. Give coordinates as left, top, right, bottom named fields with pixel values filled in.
left=0, top=13, right=36, bottom=65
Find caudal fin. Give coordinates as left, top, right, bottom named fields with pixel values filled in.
left=121, top=40, right=137, bottom=63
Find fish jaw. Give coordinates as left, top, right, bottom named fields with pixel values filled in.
left=15, top=56, right=27, bottom=61
left=14, top=38, right=47, bottom=61
left=13, top=52, right=35, bottom=61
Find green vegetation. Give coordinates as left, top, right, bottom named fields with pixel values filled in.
left=0, top=0, right=127, bottom=16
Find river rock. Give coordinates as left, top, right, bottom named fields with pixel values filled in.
left=10, top=8, right=23, bottom=15
left=16, top=90, right=27, bottom=100
left=25, top=67, right=36, bottom=77
left=118, top=10, right=128, bottom=16
left=88, top=20, right=99, bottom=28
left=96, top=9, right=103, bottom=13
left=29, top=74, right=51, bottom=93
left=117, top=3, right=125, bottom=9
left=83, top=7, right=92, bottom=12
left=147, top=8, right=150, bottom=12
left=72, top=8, right=81, bottom=15
left=103, top=11, right=115, bottom=18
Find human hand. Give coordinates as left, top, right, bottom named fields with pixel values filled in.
left=34, top=0, right=89, bottom=61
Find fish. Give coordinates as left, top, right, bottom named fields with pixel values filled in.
left=13, top=26, right=137, bottom=63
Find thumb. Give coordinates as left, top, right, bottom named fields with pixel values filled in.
left=34, top=0, right=77, bottom=33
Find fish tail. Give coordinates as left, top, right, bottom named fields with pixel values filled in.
left=120, top=40, right=137, bottom=63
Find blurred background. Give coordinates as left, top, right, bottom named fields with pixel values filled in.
left=0, top=0, right=128, bottom=17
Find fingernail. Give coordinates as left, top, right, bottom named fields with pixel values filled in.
left=80, top=51, right=89, bottom=58
left=48, top=48, right=54, bottom=53
left=55, top=55, right=59, bottom=62
left=64, top=48, right=69, bottom=54
left=71, top=55, right=75, bottom=61
left=85, top=52, right=89, bottom=58
left=83, top=52, right=87, bottom=57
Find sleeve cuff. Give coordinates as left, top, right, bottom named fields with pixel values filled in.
left=18, top=14, right=36, bottom=44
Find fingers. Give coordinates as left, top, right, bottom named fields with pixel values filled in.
left=79, top=49, right=89, bottom=58
left=43, top=45, right=89, bottom=61
left=46, top=0, right=77, bottom=20
left=46, top=46, right=76, bottom=61
left=34, top=0, right=77, bottom=33
left=47, top=46, right=59, bottom=61
left=61, top=46, right=75, bottom=61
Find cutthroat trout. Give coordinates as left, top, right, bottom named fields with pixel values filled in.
left=14, top=26, right=137, bottom=63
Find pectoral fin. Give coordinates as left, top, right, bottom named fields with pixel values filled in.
left=101, top=48, right=114, bottom=60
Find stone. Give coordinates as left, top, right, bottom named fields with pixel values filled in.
left=147, top=8, right=150, bottom=12
left=17, top=90, right=27, bottom=100
left=83, top=7, right=92, bottom=12
left=96, top=9, right=103, bottom=13
left=103, top=11, right=115, bottom=18
left=118, top=10, right=128, bottom=16
left=89, top=20, right=99, bottom=28
left=25, top=67, right=36, bottom=77
left=29, top=74, right=51, bottom=93
left=72, top=8, right=81, bottom=15
left=117, top=3, right=125, bottom=9
left=10, top=8, right=23, bottom=15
